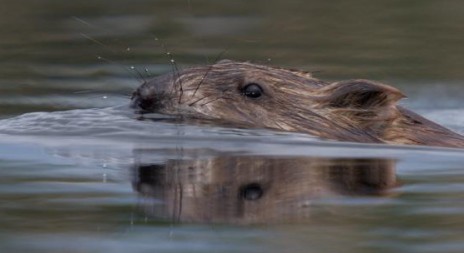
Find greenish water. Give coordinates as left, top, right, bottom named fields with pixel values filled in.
left=1, top=1, right=464, bottom=252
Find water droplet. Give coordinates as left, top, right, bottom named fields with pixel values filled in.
left=130, top=66, right=135, bottom=70
left=102, top=95, right=108, bottom=99
left=126, top=47, right=131, bottom=51
left=170, top=59, right=175, bottom=63
left=97, top=56, right=102, bottom=60
left=267, top=58, right=272, bottom=62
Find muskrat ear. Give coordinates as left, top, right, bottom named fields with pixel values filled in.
left=320, top=79, right=406, bottom=109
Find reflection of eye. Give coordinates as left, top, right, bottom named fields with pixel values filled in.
left=240, top=183, right=264, bottom=201
left=241, top=83, right=263, bottom=98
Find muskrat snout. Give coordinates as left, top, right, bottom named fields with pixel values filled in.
left=132, top=74, right=175, bottom=112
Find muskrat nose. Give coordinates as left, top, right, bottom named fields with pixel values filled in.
left=131, top=75, right=173, bottom=111
left=131, top=90, right=158, bottom=111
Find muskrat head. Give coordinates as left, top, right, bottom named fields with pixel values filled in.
left=132, top=60, right=464, bottom=147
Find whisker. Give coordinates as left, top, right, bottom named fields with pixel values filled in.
left=189, top=88, right=233, bottom=106
left=130, top=66, right=147, bottom=83
left=199, top=96, right=232, bottom=107
left=76, top=19, right=151, bottom=83
left=192, top=49, right=228, bottom=98
left=188, top=96, right=208, bottom=106
left=96, top=56, right=141, bottom=82
left=169, top=56, right=184, bottom=104
left=152, top=36, right=184, bottom=104
left=72, top=16, right=95, bottom=27
left=80, top=33, right=109, bottom=48
left=144, top=67, right=152, bottom=78
left=76, top=16, right=132, bottom=55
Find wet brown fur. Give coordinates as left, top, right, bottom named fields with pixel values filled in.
left=132, top=60, right=464, bottom=148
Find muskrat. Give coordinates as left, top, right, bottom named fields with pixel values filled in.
left=131, top=60, right=464, bottom=148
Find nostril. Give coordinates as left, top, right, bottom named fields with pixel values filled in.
left=136, top=98, right=153, bottom=111
left=135, top=96, right=163, bottom=112
left=131, top=89, right=155, bottom=111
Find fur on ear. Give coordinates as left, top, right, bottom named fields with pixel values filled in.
left=317, top=79, right=405, bottom=109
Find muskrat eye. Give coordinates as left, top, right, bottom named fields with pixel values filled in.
left=241, top=83, right=263, bottom=98
left=239, top=183, right=263, bottom=201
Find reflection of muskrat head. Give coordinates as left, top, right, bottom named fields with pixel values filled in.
left=132, top=60, right=464, bottom=148
left=133, top=155, right=397, bottom=224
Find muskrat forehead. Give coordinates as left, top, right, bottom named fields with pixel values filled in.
left=218, top=61, right=326, bottom=87
left=177, top=61, right=325, bottom=93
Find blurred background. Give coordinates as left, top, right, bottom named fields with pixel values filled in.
left=1, top=0, right=464, bottom=117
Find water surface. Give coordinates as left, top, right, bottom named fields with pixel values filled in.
left=1, top=1, right=464, bottom=252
